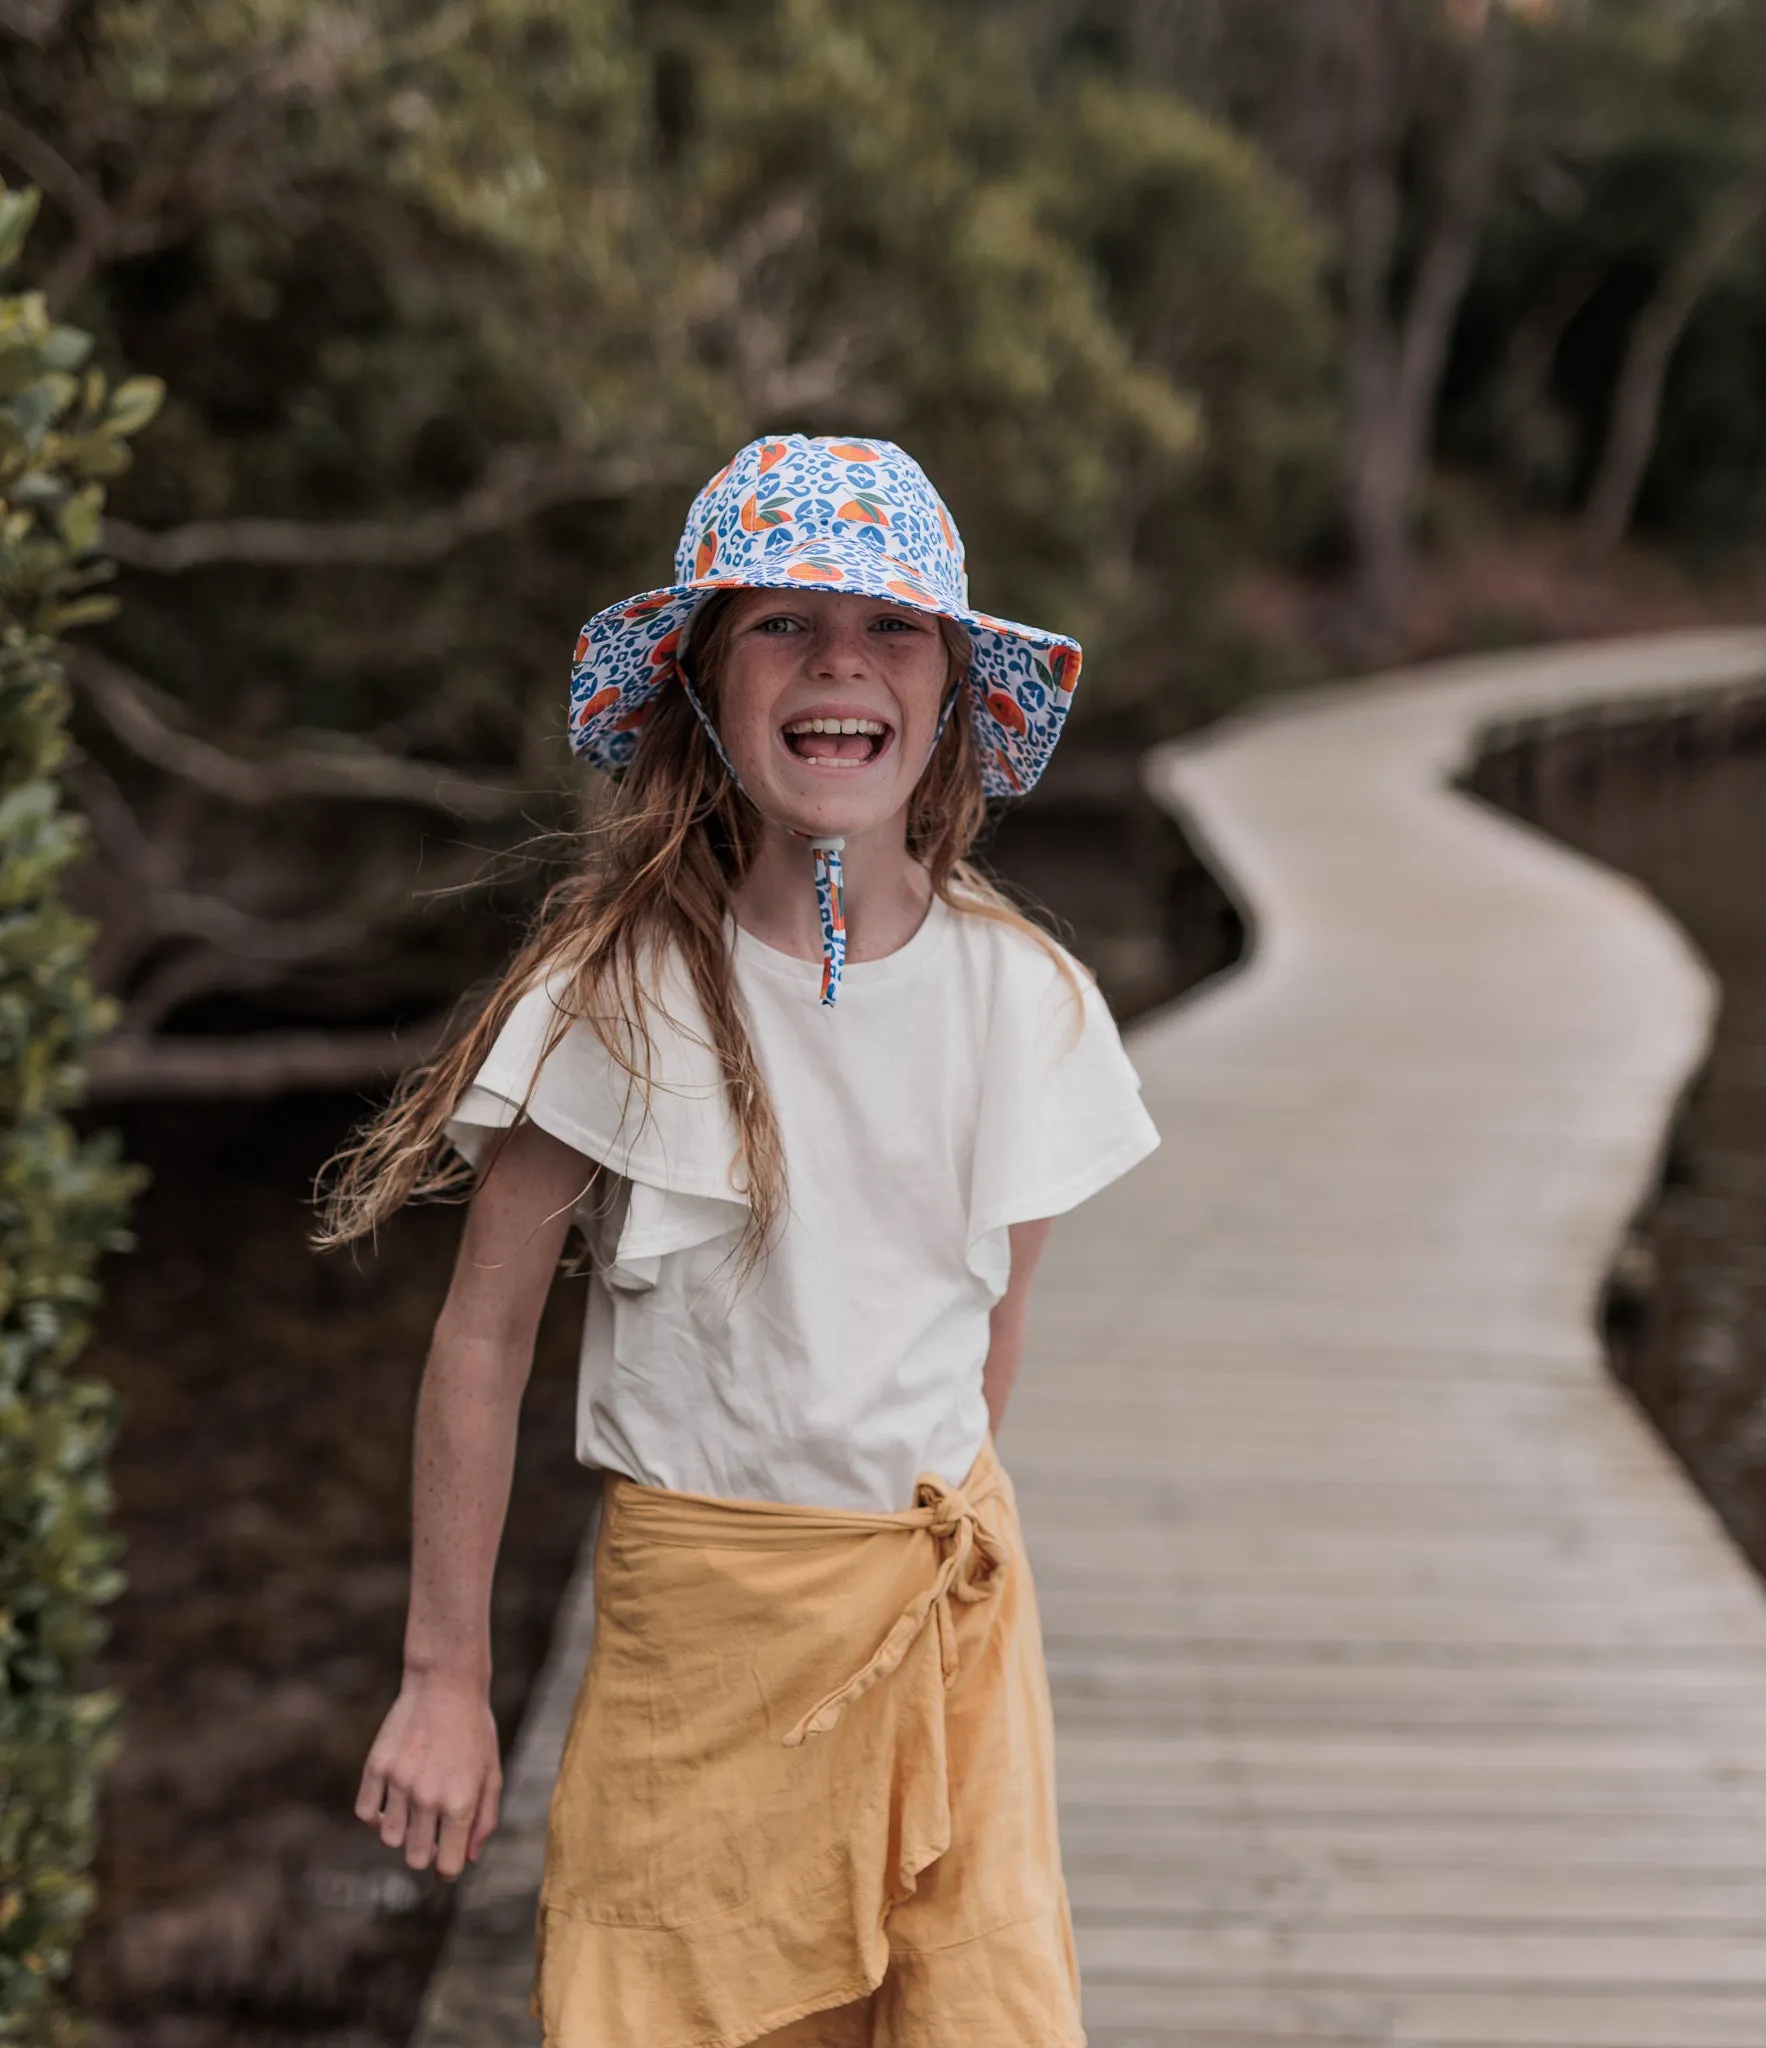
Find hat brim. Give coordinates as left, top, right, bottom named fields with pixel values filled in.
left=568, top=543, right=1081, bottom=800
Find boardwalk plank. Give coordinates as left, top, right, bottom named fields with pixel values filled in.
left=1077, top=1924, right=1766, bottom=1989
left=1065, top=1859, right=1766, bottom=1925
left=1082, top=1981, right=1766, bottom=2048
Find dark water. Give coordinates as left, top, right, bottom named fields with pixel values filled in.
left=1468, top=705, right=1766, bottom=1574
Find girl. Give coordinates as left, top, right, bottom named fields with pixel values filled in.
left=326, top=436, right=1158, bottom=2047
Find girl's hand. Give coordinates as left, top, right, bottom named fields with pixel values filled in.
left=356, top=1671, right=503, bottom=1881
left=356, top=1124, right=593, bottom=1882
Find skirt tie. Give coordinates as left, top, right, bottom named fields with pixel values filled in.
left=783, top=1471, right=1012, bottom=1747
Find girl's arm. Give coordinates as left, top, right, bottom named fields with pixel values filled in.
left=356, top=1120, right=596, bottom=1881
left=982, top=1218, right=1052, bottom=1436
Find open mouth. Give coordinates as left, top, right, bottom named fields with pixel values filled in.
left=781, top=716, right=892, bottom=767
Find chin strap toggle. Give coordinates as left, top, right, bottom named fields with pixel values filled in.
left=808, top=837, right=847, bottom=1007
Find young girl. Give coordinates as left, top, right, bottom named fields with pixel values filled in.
left=326, top=436, right=1158, bottom=2047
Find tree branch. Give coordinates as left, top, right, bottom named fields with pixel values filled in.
left=1582, top=167, right=1766, bottom=550
left=0, top=0, right=71, bottom=44
left=117, top=948, right=288, bottom=1038
left=142, top=889, right=371, bottom=965
left=104, top=850, right=498, bottom=1032
left=85, top=1018, right=448, bottom=1100
left=0, top=109, right=179, bottom=312
left=0, top=108, right=109, bottom=240
left=1495, top=252, right=1603, bottom=476
left=1395, top=2, right=1513, bottom=429
left=1342, top=0, right=1512, bottom=639
left=103, top=442, right=671, bottom=573
left=69, top=647, right=530, bottom=819
left=63, top=752, right=173, bottom=889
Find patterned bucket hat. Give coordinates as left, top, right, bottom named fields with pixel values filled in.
left=568, top=434, right=1082, bottom=799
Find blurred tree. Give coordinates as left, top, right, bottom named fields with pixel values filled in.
left=947, top=3, right=1766, bottom=600
left=0, top=0, right=1334, bottom=1093
left=1336, top=0, right=1514, bottom=639
left=1028, top=0, right=1526, bottom=645
left=1569, top=1, right=1766, bottom=547
left=0, top=178, right=153, bottom=2047
left=1436, top=0, right=1766, bottom=545
left=1046, top=74, right=1336, bottom=709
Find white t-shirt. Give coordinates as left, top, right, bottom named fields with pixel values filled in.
left=446, top=895, right=1158, bottom=1512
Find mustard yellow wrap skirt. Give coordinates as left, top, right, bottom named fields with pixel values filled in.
left=533, top=1439, right=1084, bottom=2048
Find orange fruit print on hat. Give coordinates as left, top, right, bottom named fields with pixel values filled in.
left=567, top=434, right=1083, bottom=799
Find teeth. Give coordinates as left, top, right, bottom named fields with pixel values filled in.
left=786, top=717, right=887, bottom=736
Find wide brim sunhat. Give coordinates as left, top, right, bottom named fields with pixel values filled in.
left=568, top=434, right=1082, bottom=800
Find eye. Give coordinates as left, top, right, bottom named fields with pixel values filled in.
left=749, top=612, right=804, bottom=635
left=870, top=612, right=923, bottom=634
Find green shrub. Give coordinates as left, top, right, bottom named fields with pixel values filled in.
left=0, top=183, right=159, bottom=2046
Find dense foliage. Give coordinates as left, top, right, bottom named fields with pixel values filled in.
left=0, top=0, right=1764, bottom=1072
left=0, top=0, right=1337, bottom=1089
left=0, top=183, right=154, bottom=2043
left=1071, top=0, right=1766, bottom=551
left=1461, top=0, right=1766, bottom=540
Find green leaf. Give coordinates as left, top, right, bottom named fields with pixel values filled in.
left=0, top=187, right=41, bottom=273
left=55, top=486, right=103, bottom=557
left=3, top=377, right=71, bottom=450
left=41, top=593, right=120, bottom=633
left=9, top=466, right=62, bottom=504
left=102, top=376, right=164, bottom=439
left=37, top=328, right=94, bottom=376
left=0, top=344, right=49, bottom=402
left=44, top=432, right=131, bottom=480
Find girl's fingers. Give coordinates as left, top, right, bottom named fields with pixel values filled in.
left=403, top=1800, right=441, bottom=1872
left=467, top=1772, right=502, bottom=1863
left=435, top=1802, right=473, bottom=1883
left=354, top=1761, right=388, bottom=1828
left=377, top=1783, right=411, bottom=1851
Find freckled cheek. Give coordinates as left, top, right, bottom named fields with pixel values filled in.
left=892, top=664, right=949, bottom=761
left=715, top=657, right=790, bottom=773
left=724, top=710, right=784, bottom=783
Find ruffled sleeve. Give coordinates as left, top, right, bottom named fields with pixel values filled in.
left=444, top=960, right=748, bottom=1289
left=962, top=924, right=1160, bottom=1292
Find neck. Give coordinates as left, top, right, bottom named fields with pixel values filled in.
left=730, top=812, right=932, bottom=965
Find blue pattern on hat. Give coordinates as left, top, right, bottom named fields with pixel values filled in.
left=567, top=435, right=1083, bottom=799
left=809, top=839, right=846, bottom=1008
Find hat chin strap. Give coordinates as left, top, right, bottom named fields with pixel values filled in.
left=675, top=663, right=960, bottom=1009
left=807, top=837, right=846, bottom=1006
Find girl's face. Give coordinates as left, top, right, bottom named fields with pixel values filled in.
left=712, top=588, right=952, bottom=840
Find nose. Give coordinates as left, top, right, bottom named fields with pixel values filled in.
left=807, top=613, right=873, bottom=681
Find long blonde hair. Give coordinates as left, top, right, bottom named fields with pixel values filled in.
left=315, top=593, right=1069, bottom=1262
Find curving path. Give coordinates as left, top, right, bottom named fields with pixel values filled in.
left=1009, top=629, right=1766, bottom=2046
left=415, top=629, right=1766, bottom=2048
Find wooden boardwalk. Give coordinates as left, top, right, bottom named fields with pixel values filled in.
left=1011, top=630, right=1766, bottom=2046
left=416, top=629, right=1766, bottom=2047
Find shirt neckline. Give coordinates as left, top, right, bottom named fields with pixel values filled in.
left=732, top=891, right=951, bottom=994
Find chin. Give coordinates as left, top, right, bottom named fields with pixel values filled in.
left=771, top=782, right=906, bottom=841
